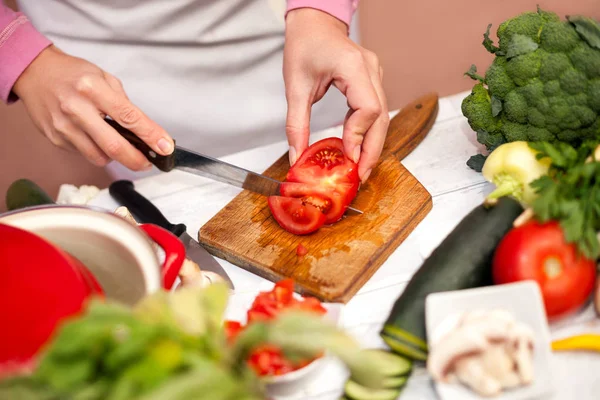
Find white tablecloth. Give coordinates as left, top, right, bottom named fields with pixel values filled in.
left=89, top=91, right=600, bottom=400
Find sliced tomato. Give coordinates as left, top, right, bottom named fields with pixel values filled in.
left=286, top=138, right=359, bottom=187
left=280, top=181, right=358, bottom=224
left=267, top=196, right=326, bottom=235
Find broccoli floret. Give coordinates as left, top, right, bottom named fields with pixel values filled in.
left=485, top=57, right=515, bottom=99
left=462, top=7, right=600, bottom=169
left=559, top=69, right=588, bottom=94
left=589, top=79, right=600, bottom=112
left=539, top=21, right=581, bottom=52
left=461, top=83, right=502, bottom=134
left=505, top=51, right=542, bottom=86
left=569, top=43, right=600, bottom=79
left=501, top=122, right=528, bottom=142
left=539, top=52, right=571, bottom=81
left=503, top=91, right=528, bottom=123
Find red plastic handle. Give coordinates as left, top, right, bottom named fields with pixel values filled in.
left=139, top=224, right=186, bottom=290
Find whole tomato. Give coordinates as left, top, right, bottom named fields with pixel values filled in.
left=492, top=220, right=597, bottom=319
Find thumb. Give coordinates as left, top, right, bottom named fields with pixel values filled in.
left=285, top=89, right=312, bottom=166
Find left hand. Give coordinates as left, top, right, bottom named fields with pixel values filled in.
left=283, top=8, right=389, bottom=183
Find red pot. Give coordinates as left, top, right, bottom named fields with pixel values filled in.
left=0, top=223, right=103, bottom=376
left=0, top=205, right=187, bottom=377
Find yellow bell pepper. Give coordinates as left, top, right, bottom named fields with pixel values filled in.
left=552, top=334, right=600, bottom=352
left=482, top=141, right=552, bottom=205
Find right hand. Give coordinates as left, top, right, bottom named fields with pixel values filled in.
left=12, top=45, right=174, bottom=170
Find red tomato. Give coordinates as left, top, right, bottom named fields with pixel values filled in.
left=273, top=279, right=295, bottom=303
left=267, top=196, right=327, bottom=235
left=280, top=182, right=358, bottom=224
left=293, top=296, right=327, bottom=314
left=492, top=220, right=597, bottom=319
left=268, top=138, right=360, bottom=235
left=224, top=320, right=244, bottom=343
left=286, top=138, right=359, bottom=187
left=296, top=243, right=308, bottom=256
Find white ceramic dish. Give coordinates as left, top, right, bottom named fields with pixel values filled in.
left=425, top=281, right=555, bottom=400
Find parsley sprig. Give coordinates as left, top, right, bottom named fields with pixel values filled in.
left=528, top=140, right=600, bottom=259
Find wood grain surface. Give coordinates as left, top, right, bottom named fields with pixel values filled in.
left=199, top=93, right=439, bottom=303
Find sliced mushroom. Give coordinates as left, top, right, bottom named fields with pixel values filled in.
left=508, top=323, right=535, bottom=385
left=427, top=326, right=488, bottom=382
left=429, top=310, right=536, bottom=397
left=479, top=342, right=521, bottom=389
left=454, top=355, right=502, bottom=397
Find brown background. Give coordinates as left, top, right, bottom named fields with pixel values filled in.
left=1, top=0, right=599, bottom=212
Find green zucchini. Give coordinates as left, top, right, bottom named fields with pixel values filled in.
left=361, top=349, right=412, bottom=377
left=382, top=376, right=407, bottom=389
left=344, top=380, right=401, bottom=400
left=5, top=179, right=54, bottom=211
left=380, top=196, right=524, bottom=361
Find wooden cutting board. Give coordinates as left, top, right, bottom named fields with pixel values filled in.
left=199, top=93, right=438, bottom=303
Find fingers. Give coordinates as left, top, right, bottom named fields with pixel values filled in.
left=333, top=51, right=381, bottom=165
left=59, top=96, right=153, bottom=171
left=357, top=52, right=389, bottom=182
left=335, top=49, right=388, bottom=183
left=285, top=85, right=312, bottom=166
left=75, top=74, right=174, bottom=157
left=52, top=117, right=110, bottom=166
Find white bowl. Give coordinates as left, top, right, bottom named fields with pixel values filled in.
left=425, top=281, right=555, bottom=400
left=261, top=301, right=342, bottom=397
left=224, top=289, right=342, bottom=398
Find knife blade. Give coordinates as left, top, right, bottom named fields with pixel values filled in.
left=104, top=117, right=363, bottom=215
left=108, top=179, right=235, bottom=289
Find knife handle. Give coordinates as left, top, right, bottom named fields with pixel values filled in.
left=109, top=180, right=187, bottom=237
left=104, top=117, right=176, bottom=172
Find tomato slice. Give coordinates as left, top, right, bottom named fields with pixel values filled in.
left=492, top=220, right=597, bottom=319
left=267, top=196, right=326, bottom=235
left=286, top=138, right=359, bottom=186
left=280, top=181, right=358, bottom=224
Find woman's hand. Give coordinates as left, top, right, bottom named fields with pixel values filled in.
left=12, top=45, right=174, bottom=170
left=283, top=8, right=389, bottom=183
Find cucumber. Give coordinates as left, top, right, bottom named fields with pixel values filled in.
left=382, top=376, right=407, bottom=389
left=344, top=380, right=401, bottom=400
left=380, top=196, right=524, bottom=361
left=5, top=179, right=54, bottom=211
left=361, top=349, right=412, bottom=377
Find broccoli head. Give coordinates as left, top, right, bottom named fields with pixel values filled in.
left=462, top=7, right=600, bottom=170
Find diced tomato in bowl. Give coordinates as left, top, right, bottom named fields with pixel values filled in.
left=222, top=279, right=340, bottom=396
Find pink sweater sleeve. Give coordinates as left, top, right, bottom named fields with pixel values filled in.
left=0, top=4, right=52, bottom=104
left=286, top=0, right=359, bottom=27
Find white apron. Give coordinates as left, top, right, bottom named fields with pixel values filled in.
left=17, top=0, right=357, bottom=180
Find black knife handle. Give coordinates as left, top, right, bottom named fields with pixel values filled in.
left=103, top=117, right=175, bottom=172
left=109, top=180, right=187, bottom=237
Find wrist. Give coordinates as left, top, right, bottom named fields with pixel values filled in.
left=12, top=45, right=58, bottom=98
left=285, top=8, right=348, bottom=36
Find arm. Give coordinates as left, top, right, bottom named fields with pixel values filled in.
left=286, top=0, right=359, bottom=28
left=0, top=3, right=52, bottom=103
left=2, top=2, right=174, bottom=171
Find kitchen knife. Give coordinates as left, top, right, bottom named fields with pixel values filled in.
left=108, top=180, right=234, bottom=289
left=103, top=117, right=363, bottom=215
